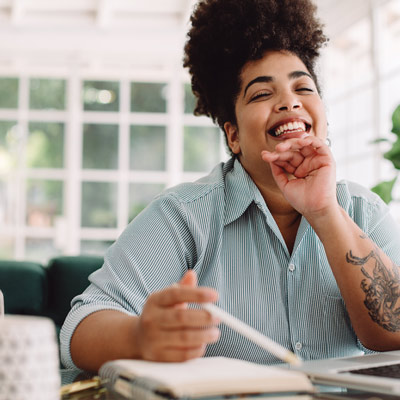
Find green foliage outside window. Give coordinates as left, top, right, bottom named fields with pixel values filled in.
left=81, top=182, right=117, bottom=228
left=130, top=125, right=166, bottom=171
left=184, top=126, right=221, bottom=172
left=29, top=78, right=66, bottom=110
left=184, top=83, right=196, bottom=114
left=82, top=124, right=119, bottom=170
left=83, top=81, right=119, bottom=112
left=371, top=104, right=400, bottom=203
left=131, top=82, right=167, bottom=113
left=26, top=179, right=63, bottom=227
left=0, top=78, right=18, bottom=108
left=27, top=122, right=64, bottom=168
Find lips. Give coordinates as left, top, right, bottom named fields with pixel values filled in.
left=268, top=119, right=311, bottom=138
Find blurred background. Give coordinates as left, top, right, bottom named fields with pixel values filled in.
left=0, top=0, right=399, bottom=263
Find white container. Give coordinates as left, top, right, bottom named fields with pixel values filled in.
left=0, top=315, right=60, bottom=400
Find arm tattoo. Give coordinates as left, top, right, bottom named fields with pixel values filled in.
left=346, top=239, right=400, bottom=332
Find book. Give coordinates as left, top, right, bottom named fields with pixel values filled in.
left=99, top=356, right=314, bottom=399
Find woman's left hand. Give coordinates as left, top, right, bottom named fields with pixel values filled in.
left=261, top=136, right=337, bottom=220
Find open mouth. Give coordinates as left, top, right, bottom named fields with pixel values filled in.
left=268, top=121, right=311, bottom=137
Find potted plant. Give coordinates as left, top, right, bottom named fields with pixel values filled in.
left=371, top=104, right=400, bottom=204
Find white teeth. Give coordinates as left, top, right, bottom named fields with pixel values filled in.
left=274, top=121, right=306, bottom=137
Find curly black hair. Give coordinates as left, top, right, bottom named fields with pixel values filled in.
left=183, top=0, right=328, bottom=152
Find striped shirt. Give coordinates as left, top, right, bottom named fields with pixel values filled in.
left=60, top=157, right=400, bottom=369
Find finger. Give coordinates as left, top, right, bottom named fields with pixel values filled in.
left=299, top=144, right=318, bottom=158
left=179, top=269, right=197, bottom=287
left=274, top=136, right=329, bottom=155
left=158, top=308, right=220, bottom=329
left=273, top=151, right=305, bottom=166
left=273, top=137, right=314, bottom=152
left=161, top=327, right=220, bottom=348
left=269, top=163, right=290, bottom=190
left=150, top=285, right=218, bottom=308
left=261, top=150, right=279, bottom=163
left=270, top=160, right=297, bottom=175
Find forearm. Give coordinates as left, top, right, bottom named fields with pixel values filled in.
left=70, top=310, right=141, bottom=372
left=308, top=205, right=400, bottom=350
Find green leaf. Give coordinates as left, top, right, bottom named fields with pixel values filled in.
left=370, top=138, right=389, bottom=144
left=392, top=104, right=400, bottom=136
left=371, top=177, right=397, bottom=204
left=384, top=137, right=400, bottom=169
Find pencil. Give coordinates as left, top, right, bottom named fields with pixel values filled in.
left=202, top=302, right=302, bottom=366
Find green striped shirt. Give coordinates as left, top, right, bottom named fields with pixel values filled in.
left=61, top=157, right=400, bottom=369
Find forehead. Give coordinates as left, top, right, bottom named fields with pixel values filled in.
left=240, top=51, right=311, bottom=87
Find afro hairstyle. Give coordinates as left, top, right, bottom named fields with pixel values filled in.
left=183, top=0, right=328, bottom=151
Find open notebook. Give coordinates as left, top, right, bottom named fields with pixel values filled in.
left=289, top=350, right=400, bottom=396
left=99, top=356, right=314, bottom=399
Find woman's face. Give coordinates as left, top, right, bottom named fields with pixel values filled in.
left=224, top=50, right=327, bottom=186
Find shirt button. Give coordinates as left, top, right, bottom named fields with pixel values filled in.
left=295, top=342, right=302, bottom=351
left=288, top=263, right=296, bottom=272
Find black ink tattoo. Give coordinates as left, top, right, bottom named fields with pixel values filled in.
left=346, top=239, right=400, bottom=332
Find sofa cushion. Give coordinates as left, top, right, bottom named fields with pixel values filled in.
left=0, top=260, right=47, bottom=315
left=45, top=255, right=103, bottom=327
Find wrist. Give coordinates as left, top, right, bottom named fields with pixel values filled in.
left=304, top=202, right=344, bottom=234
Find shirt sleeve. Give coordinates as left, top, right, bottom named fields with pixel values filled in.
left=60, top=192, right=197, bottom=369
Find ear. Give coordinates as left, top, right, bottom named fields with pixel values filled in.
left=224, top=122, right=240, bottom=154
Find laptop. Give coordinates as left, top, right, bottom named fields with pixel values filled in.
left=287, top=350, right=400, bottom=396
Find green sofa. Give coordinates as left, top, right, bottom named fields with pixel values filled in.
left=0, top=255, right=104, bottom=333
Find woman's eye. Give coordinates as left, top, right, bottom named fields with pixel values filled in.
left=250, top=92, right=271, bottom=102
left=296, top=87, right=314, bottom=93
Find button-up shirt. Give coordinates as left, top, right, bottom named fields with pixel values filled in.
left=60, top=158, right=400, bottom=369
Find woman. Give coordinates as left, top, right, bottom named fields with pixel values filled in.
left=61, top=0, right=400, bottom=372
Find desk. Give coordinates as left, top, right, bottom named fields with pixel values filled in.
left=60, top=369, right=400, bottom=400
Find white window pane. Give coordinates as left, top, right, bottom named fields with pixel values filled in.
left=130, top=125, right=166, bottom=171
left=131, top=82, right=167, bottom=113
left=29, top=78, right=66, bottom=110
left=0, top=78, right=18, bottom=109
left=81, top=182, right=117, bottom=228
left=184, top=126, right=221, bottom=172
left=27, top=122, right=64, bottom=168
left=26, top=179, right=64, bottom=227
left=82, top=124, right=119, bottom=170
left=83, top=80, right=119, bottom=112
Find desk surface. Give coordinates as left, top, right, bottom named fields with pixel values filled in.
left=60, top=369, right=400, bottom=400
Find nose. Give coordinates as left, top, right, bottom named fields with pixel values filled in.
left=274, top=91, right=301, bottom=112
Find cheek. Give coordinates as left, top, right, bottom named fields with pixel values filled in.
left=312, top=103, right=328, bottom=139
left=237, top=108, right=265, bottom=133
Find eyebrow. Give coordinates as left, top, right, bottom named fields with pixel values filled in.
left=243, top=70, right=313, bottom=98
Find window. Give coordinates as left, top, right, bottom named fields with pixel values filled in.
left=0, top=76, right=226, bottom=263
left=322, top=0, right=400, bottom=212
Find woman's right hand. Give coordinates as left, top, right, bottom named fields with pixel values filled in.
left=135, top=270, right=220, bottom=362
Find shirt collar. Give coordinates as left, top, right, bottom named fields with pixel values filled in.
left=224, top=158, right=268, bottom=226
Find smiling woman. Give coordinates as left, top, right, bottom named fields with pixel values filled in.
left=60, top=0, right=400, bottom=373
